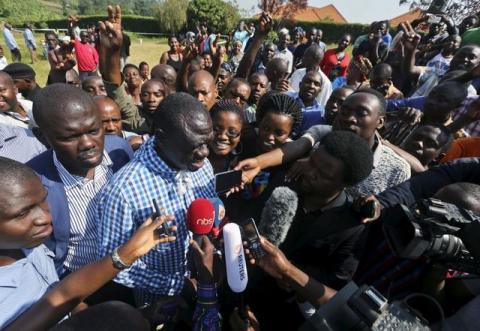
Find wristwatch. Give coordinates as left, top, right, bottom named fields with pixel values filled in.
left=111, top=247, right=132, bottom=270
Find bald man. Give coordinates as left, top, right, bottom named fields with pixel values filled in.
left=188, top=70, right=218, bottom=111
left=266, top=57, right=289, bottom=92
left=150, top=64, right=177, bottom=93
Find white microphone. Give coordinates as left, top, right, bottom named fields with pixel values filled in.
left=223, top=223, right=248, bottom=293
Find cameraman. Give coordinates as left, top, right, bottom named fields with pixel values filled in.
left=377, top=157, right=480, bottom=209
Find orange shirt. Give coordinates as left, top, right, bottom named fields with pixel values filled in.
left=441, top=137, right=480, bottom=163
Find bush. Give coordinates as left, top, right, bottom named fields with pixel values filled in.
left=244, top=19, right=370, bottom=44
left=34, top=15, right=160, bottom=33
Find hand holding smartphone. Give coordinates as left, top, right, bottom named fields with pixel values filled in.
left=152, top=198, right=171, bottom=236
left=215, top=170, right=242, bottom=194
left=240, top=218, right=265, bottom=259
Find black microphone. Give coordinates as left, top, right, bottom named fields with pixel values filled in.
left=259, top=186, right=299, bottom=247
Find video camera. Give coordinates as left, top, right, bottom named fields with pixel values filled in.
left=300, top=199, right=480, bottom=331
left=383, top=198, right=480, bottom=275
left=300, top=282, right=431, bottom=331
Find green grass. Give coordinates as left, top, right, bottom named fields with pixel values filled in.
left=1, top=32, right=169, bottom=85
left=0, top=31, right=349, bottom=85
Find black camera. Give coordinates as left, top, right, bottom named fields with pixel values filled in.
left=300, top=282, right=430, bottom=331
left=382, top=198, right=480, bottom=275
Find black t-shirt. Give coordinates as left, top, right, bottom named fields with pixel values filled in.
left=281, top=199, right=367, bottom=289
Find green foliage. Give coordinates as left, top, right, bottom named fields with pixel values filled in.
left=267, top=30, right=278, bottom=42
left=154, top=0, right=188, bottom=34
left=187, top=0, right=240, bottom=34
left=0, top=0, right=60, bottom=25
left=37, top=15, right=160, bottom=33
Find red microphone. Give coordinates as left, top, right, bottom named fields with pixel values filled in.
left=187, top=198, right=215, bottom=238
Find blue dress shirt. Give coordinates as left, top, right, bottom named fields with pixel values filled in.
left=0, top=245, right=58, bottom=328
left=3, top=28, right=18, bottom=50
left=287, top=91, right=326, bottom=133
left=0, top=124, right=46, bottom=163
left=97, top=138, right=216, bottom=305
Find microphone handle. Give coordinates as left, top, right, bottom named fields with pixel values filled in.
left=238, top=293, right=250, bottom=327
left=192, top=233, right=203, bottom=244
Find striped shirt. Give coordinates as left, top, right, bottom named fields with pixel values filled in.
left=97, top=138, right=216, bottom=305
left=0, top=124, right=46, bottom=163
left=53, top=151, right=113, bottom=271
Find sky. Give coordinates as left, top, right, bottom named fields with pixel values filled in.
left=238, top=0, right=413, bottom=24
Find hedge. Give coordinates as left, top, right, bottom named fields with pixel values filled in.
left=244, top=19, right=370, bottom=44
left=34, top=15, right=160, bottom=33
left=33, top=15, right=370, bottom=42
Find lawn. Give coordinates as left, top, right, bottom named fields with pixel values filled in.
left=1, top=31, right=345, bottom=85
left=0, top=31, right=169, bottom=85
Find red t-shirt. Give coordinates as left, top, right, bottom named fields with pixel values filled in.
left=320, top=48, right=350, bottom=80
left=74, top=39, right=99, bottom=72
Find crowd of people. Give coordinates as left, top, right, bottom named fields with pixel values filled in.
left=1, top=4, right=480, bottom=331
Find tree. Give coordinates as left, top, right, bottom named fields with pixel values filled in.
left=187, top=0, right=240, bottom=34
left=0, top=0, right=57, bottom=25
left=154, top=0, right=188, bottom=34
left=259, top=0, right=308, bottom=20
left=133, top=0, right=158, bottom=17
left=399, top=0, right=480, bottom=23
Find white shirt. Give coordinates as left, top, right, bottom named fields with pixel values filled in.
left=289, top=67, right=333, bottom=107
left=274, top=48, right=294, bottom=73
left=0, top=56, right=7, bottom=70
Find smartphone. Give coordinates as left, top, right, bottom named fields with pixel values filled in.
left=240, top=218, right=265, bottom=259
left=215, top=170, right=242, bottom=194
left=152, top=198, right=171, bottom=236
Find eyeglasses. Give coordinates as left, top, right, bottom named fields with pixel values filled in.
left=213, top=127, right=241, bottom=139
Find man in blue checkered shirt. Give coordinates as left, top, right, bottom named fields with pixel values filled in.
left=97, top=92, right=216, bottom=305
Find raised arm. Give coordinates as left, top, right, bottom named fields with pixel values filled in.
left=400, top=22, right=424, bottom=80
left=67, top=15, right=77, bottom=40
left=97, top=6, right=142, bottom=131
left=235, top=12, right=272, bottom=79
left=98, top=5, right=123, bottom=85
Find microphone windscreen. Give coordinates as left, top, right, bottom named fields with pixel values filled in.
left=187, top=198, right=215, bottom=235
left=223, top=223, right=248, bottom=293
left=259, top=186, right=298, bottom=247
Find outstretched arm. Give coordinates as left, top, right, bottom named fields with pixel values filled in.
left=5, top=215, right=176, bottom=331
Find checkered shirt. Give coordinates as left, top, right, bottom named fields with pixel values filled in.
left=97, top=138, right=216, bottom=305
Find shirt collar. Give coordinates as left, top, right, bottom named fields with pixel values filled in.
left=302, top=190, right=348, bottom=214
left=138, top=139, right=199, bottom=195
left=53, top=150, right=113, bottom=188
left=321, top=190, right=347, bottom=212
left=289, top=92, right=320, bottom=109
left=371, top=132, right=383, bottom=168
left=137, top=138, right=187, bottom=178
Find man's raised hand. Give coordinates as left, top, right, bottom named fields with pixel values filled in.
left=98, top=5, right=123, bottom=52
